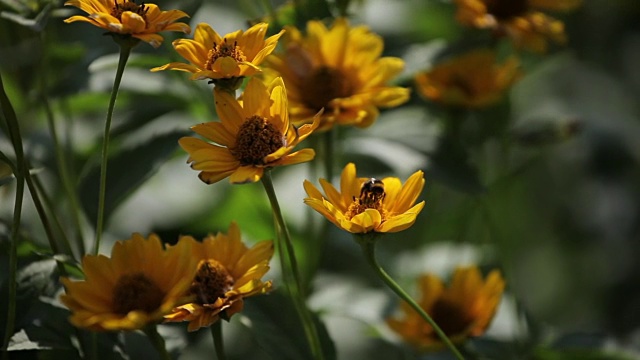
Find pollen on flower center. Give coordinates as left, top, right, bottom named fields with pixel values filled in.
left=204, top=39, right=247, bottom=70
left=344, top=181, right=387, bottom=221
left=112, top=273, right=164, bottom=315
left=430, top=298, right=473, bottom=336
left=486, top=0, right=528, bottom=20
left=300, top=66, right=353, bottom=111
left=110, top=0, right=148, bottom=21
left=190, top=260, right=234, bottom=304
left=231, top=115, right=284, bottom=166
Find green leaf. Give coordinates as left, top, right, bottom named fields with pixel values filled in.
left=534, top=347, right=635, bottom=360
left=241, top=289, right=336, bottom=360
left=78, top=130, right=187, bottom=225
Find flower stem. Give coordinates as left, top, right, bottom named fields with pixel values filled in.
left=143, top=324, right=172, bottom=360
left=210, top=321, right=227, bottom=360
left=261, top=171, right=325, bottom=360
left=0, top=72, right=31, bottom=359
left=93, top=43, right=132, bottom=255
left=358, top=237, right=465, bottom=360
left=0, top=156, right=22, bottom=360
left=39, top=31, right=85, bottom=256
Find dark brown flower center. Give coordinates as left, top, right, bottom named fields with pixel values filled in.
left=300, top=66, right=353, bottom=111
left=112, top=273, right=164, bottom=315
left=205, top=39, right=247, bottom=71
left=485, top=0, right=529, bottom=20
left=190, top=260, right=235, bottom=304
left=344, top=178, right=387, bottom=221
left=430, top=298, right=474, bottom=337
left=231, top=115, right=284, bottom=166
left=110, top=0, right=148, bottom=22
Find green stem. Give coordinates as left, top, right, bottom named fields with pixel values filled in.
left=322, top=130, right=335, bottom=182
left=0, top=158, right=23, bottom=360
left=304, top=130, right=336, bottom=288
left=143, top=324, right=172, bottom=360
left=0, top=72, right=27, bottom=359
left=41, top=91, right=85, bottom=256
left=260, top=171, right=325, bottom=360
left=210, top=321, right=227, bottom=360
left=93, top=44, right=132, bottom=255
left=358, top=237, right=465, bottom=360
left=261, top=0, right=279, bottom=29
left=39, top=31, right=85, bottom=256
left=30, top=173, right=76, bottom=260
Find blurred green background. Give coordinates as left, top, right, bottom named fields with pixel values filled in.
left=1, top=0, right=640, bottom=359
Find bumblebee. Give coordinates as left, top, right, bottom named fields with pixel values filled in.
left=359, top=178, right=385, bottom=206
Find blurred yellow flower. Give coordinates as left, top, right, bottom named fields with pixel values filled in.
left=264, top=17, right=410, bottom=131
left=387, top=266, right=505, bottom=350
left=415, top=49, right=521, bottom=108
left=60, top=234, right=197, bottom=331
left=63, top=0, right=190, bottom=48
left=164, top=223, right=274, bottom=331
left=179, top=76, right=319, bottom=184
left=151, top=22, right=283, bottom=85
left=454, top=0, right=582, bottom=53
left=304, top=163, right=425, bottom=234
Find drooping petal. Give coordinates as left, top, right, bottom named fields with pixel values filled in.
left=229, top=166, right=263, bottom=184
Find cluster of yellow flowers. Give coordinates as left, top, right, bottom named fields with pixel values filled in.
left=57, top=0, right=589, bottom=353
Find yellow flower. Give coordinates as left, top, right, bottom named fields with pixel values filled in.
left=387, top=266, right=505, bottom=350
left=60, top=234, right=197, bottom=331
left=415, top=49, right=521, bottom=108
left=263, top=17, right=410, bottom=131
left=454, top=0, right=582, bottom=53
left=164, top=222, right=274, bottom=331
left=179, top=76, right=319, bottom=184
left=63, top=0, right=190, bottom=48
left=303, top=163, right=425, bottom=234
left=151, top=22, right=283, bottom=83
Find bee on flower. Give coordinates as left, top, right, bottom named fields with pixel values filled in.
left=304, top=163, right=425, bottom=234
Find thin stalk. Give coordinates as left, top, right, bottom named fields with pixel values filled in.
left=0, top=156, right=23, bottom=360
left=0, top=72, right=26, bottom=359
left=23, top=161, right=66, bottom=265
left=359, top=237, right=465, bottom=360
left=41, top=91, right=85, bottom=256
left=304, top=130, right=335, bottom=288
left=210, top=321, right=227, bottom=360
left=31, top=173, right=76, bottom=260
left=261, top=0, right=279, bottom=29
left=143, top=325, right=172, bottom=360
left=39, top=31, right=85, bottom=256
left=93, top=44, right=132, bottom=255
left=260, top=172, right=325, bottom=360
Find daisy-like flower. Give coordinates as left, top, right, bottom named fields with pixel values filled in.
left=164, top=222, right=274, bottom=331
left=60, top=234, right=197, bottom=331
left=151, top=22, right=283, bottom=88
left=454, top=0, right=582, bottom=53
left=263, top=17, right=410, bottom=131
left=387, top=266, right=505, bottom=350
left=63, top=0, right=190, bottom=48
left=415, top=49, right=521, bottom=108
left=178, top=76, right=319, bottom=184
left=303, top=163, right=425, bottom=234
